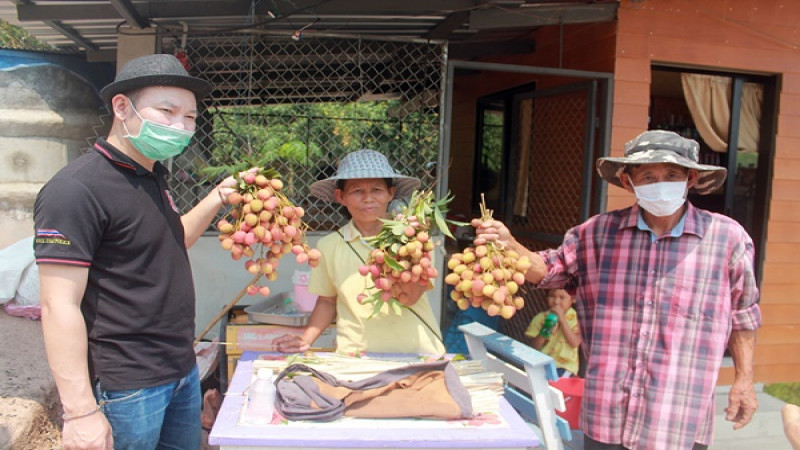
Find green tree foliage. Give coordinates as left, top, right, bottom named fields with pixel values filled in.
left=202, top=100, right=437, bottom=183
left=0, top=19, right=53, bottom=50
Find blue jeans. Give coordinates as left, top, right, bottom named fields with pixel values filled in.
left=95, top=365, right=202, bottom=450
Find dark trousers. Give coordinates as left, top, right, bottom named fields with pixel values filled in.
left=584, top=435, right=708, bottom=450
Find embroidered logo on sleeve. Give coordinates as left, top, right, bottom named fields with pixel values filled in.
left=35, top=228, right=71, bottom=245
left=164, top=190, right=181, bottom=214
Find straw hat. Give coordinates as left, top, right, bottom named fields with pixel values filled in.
left=310, top=149, right=420, bottom=202
left=596, top=130, right=727, bottom=195
left=99, top=54, right=212, bottom=107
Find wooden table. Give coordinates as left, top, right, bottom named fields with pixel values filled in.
left=209, top=351, right=541, bottom=450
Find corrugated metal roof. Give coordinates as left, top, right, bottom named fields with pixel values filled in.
left=0, top=0, right=618, bottom=62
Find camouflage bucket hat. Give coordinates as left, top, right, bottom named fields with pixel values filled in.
left=596, top=130, right=727, bottom=195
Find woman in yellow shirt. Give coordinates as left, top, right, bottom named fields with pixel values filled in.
left=274, top=150, right=445, bottom=355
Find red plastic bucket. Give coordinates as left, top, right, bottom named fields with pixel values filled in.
left=549, top=377, right=584, bottom=429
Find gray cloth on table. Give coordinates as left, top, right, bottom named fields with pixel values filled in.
left=275, top=360, right=473, bottom=422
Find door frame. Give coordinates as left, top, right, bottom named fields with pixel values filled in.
left=439, top=60, right=614, bottom=217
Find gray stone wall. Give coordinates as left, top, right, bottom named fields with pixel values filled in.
left=0, top=63, right=108, bottom=249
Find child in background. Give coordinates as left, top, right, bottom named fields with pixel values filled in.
left=525, top=288, right=581, bottom=377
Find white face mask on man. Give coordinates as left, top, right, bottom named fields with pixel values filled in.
left=631, top=180, right=688, bottom=217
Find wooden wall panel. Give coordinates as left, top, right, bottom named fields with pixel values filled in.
left=770, top=180, right=800, bottom=201
left=759, top=283, right=800, bottom=304
left=767, top=221, right=800, bottom=244
left=614, top=56, right=651, bottom=82
left=507, top=22, right=617, bottom=73
left=760, top=304, right=800, bottom=326
left=782, top=74, right=800, bottom=95
left=756, top=325, right=800, bottom=345
left=755, top=344, right=800, bottom=365
left=778, top=92, right=800, bottom=117
left=611, top=126, right=646, bottom=150
left=775, top=135, right=800, bottom=159
left=761, top=262, right=800, bottom=285
left=754, top=365, right=800, bottom=384
left=615, top=31, right=650, bottom=59
left=611, top=103, right=649, bottom=129
left=723, top=364, right=800, bottom=386
left=768, top=200, right=800, bottom=221
left=613, top=80, right=651, bottom=106
left=773, top=160, right=800, bottom=181
left=651, top=38, right=796, bottom=72
left=764, top=242, right=800, bottom=264
left=778, top=114, right=800, bottom=138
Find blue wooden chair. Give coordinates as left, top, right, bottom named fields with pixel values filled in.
left=459, top=321, right=575, bottom=450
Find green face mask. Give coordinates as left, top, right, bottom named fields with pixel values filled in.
left=123, top=102, right=194, bottom=160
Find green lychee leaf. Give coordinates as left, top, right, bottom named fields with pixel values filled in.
left=371, top=298, right=384, bottom=316
left=433, top=207, right=455, bottom=239
left=391, top=223, right=406, bottom=236
left=383, top=254, right=404, bottom=271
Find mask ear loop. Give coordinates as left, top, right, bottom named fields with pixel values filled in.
left=118, top=96, right=142, bottom=139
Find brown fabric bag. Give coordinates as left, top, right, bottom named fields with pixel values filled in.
left=275, top=360, right=472, bottom=422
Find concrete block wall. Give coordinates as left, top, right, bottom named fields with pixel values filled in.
left=0, top=63, right=106, bottom=250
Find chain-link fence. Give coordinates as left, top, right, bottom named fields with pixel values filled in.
left=145, top=34, right=445, bottom=232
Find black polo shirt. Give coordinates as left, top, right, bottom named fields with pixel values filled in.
left=33, top=138, right=196, bottom=390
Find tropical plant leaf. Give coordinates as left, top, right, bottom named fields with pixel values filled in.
left=391, top=222, right=406, bottom=236
left=383, top=254, right=404, bottom=272
left=371, top=297, right=384, bottom=316
left=433, top=207, right=455, bottom=239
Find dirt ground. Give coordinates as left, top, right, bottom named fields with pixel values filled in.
left=14, top=408, right=61, bottom=450
left=0, top=310, right=221, bottom=450
left=0, top=310, right=60, bottom=450
left=14, top=421, right=218, bottom=450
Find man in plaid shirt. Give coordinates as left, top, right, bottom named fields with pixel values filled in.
left=476, top=130, right=761, bottom=450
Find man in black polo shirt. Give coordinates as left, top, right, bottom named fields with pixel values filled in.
left=34, top=54, right=235, bottom=450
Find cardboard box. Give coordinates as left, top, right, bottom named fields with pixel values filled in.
left=218, top=306, right=337, bottom=391
left=226, top=354, right=240, bottom=385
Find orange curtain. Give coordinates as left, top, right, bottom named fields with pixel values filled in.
left=680, top=73, right=763, bottom=153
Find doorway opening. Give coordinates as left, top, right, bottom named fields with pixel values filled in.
left=649, top=67, right=778, bottom=283
left=441, top=60, right=612, bottom=347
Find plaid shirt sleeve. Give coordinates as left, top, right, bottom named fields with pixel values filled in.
left=536, top=224, right=582, bottom=290
left=728, top=225, right=761, bottom=331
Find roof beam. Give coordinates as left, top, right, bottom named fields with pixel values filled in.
left=449, top=39, right=534, bottom=59
left=11, top=0, right=99, bottom=51
left=110, top=0, right=149, bottom=29
left=469, top=3, right=617, bottom=29
left=16, top=0, right=494, bottom=22
left=17, top=3, right=117, bottom=21
left=424, top=11, right=469, bottom=40
left=45, top=20, right=99, bottom=51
